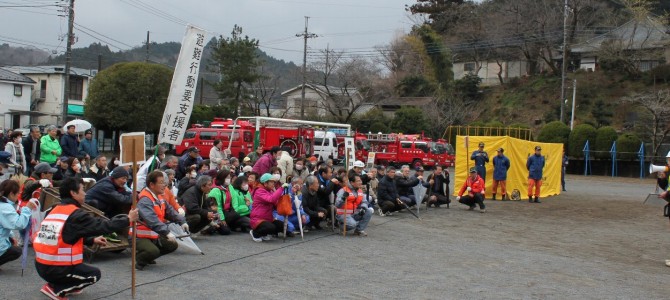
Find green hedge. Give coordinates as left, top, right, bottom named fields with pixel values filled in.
left=537, top=121, right=570, bottom=145
left=568, top=124, right=597, bottom=158
left=617, top=133, right=641, bottom=160
left=594, top=126, right=618, bottom=159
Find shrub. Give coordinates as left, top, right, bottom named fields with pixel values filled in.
left=617, top=133, right=642, bottom=160
left=594, top=126, right=618, bottom=159
left=537, top=121, right=570, bottom=145
left=369, top=121, right=390, bottom=134
left=568, top=124, right=597, bottom=158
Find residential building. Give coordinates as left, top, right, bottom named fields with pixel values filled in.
left=453, top=60, right=529, bottom=86
left=570, top=17, right=670, bottom=72
left=377, top=97, right=433, bottom=118
left=281, top=83, right=370, bottom=118
left=5, top=65, right=97, bottom=125
left=0, top=68, right=36, bottom=130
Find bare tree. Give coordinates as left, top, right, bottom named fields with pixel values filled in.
left=244, top=72, right=280, bottom=117
left=622, top=90, right=670, bottom=157
left=309, top=51, right=387, bottom=123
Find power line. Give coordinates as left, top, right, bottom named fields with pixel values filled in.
left=74, top=22, right=135, bottom=48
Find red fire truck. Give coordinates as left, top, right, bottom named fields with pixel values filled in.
left=332, top=131, right=370, bottom=162
left=175, top=118, right=315, bottom=159
left=365, top=133, right=435, bottom=168
left=430, top=139, right=455, bottom=167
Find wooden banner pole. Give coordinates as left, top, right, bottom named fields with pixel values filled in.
left=131, top=138, right=138, bottom=299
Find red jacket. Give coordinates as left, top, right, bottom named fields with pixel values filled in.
left=458, top=175, right=485, bottom=197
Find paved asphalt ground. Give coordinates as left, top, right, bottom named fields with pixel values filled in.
left=2, top=173, right=670, bottom=299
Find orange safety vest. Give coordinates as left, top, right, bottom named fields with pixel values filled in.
left=18, top=176, right=42, bottom=208
left=129, top=189, right=166, bottom=240
left=336, top=186, right=363, bottom=215
left=33, top=204, right=84, bottom=266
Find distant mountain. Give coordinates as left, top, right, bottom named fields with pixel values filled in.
left=2, top=40, right=302, bottom=105
left=0, top=44, right=50, bottom=66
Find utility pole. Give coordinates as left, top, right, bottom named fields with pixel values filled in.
left=570, top=79, right=577, bottom=130
left=296, top=16, right=317, bottom=119
left=97, top=54, right=102, bottom=72
left=145, top=31, right=150, bottom=62
left=61, top=0, right=75, bottom=126
left=559, top=0, right=569, bottom=123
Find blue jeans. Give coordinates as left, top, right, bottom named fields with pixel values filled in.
left=399, top=195, right=416, bottom=207
left=336, top=208, right=372, bottom=231
left=274, top=214, right=310, bottom=232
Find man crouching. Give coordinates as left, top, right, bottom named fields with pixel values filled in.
left=133, top=170, right=188, bottom=270
left=335, top=174, right=373, bottom=236
left=34, top=177, right=139, bottom=299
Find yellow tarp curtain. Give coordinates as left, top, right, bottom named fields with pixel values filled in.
left=453, top=135, right=563, bottom=200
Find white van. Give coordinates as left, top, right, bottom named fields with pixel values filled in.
left=313, top=130, right=338, bottom=161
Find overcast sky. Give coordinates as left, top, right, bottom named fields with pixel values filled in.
left=1, top=0, right=422, bottom=64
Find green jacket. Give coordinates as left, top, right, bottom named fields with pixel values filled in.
left=40, top=135, right=62, bottom=164
left=208, top=187, right=228, bottom=221
left=230, top=185, right=252, bottom=217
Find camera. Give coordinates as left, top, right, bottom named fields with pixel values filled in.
left=360, top=173, right=371, bottom=185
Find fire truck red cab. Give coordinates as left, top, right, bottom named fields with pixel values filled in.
left=366, top=133, right=436, bottom=169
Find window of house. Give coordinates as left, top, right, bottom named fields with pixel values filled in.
left=464, top=63, right=475, bottom=72
left=13, top=84, right=22, bottom=96
left=69, top=76, right=84, bottom=100
left=40, top=80, right=47, bottom=98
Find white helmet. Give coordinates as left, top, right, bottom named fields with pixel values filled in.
left=353, top=160, right=365, bottom=168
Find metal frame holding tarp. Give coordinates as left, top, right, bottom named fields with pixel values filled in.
left=453, top=135, right=563, bottom=200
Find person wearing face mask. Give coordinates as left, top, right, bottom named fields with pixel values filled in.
left=64, top=157, right=84, bottom=180
left=0, top=180, right=36, bottom=268
left=293, top=158, right=309, bottom=180
left=210, top=172, right=252, bottom=233
left=252, top=146, right=280, bottom=176
left=177, top=165, right=198, bottom=198
left=19, top=162, right=56, bottom=209
left=177, top=147, right=203, bottom=180
left=4, top=131, right=27, bottom=175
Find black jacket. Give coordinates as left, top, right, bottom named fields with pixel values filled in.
left=426, top=172, right=449, bottom=196
left=87, top=165, right=109, bottom=181
left=84, top=176, right=133, bottom=218
left=177, top=177, right=195, bottom=198
left=47, top=198, right=130, bottom=247
left=21, top=136, right=40, bottom=164
left=395, top=176, right=419, bottom=197
left=316, top=174, right=336, bottom=208
left=60, top=133, right=79, bottom=158
left=377, top=175, right=399, bottom=202
left=301, top=186, right=325, bottom=216
left=181, top=185, right=210, bottom=220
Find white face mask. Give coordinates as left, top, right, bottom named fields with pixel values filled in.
left=242, top=184, right=249, bottom=191
left=295, top=164, right=303, bottom=170
left=74, top=163, right=81, bottom=170
left=190, top=171, right=197, bottom=178
left=114, top=160, right=120, bottom=166
left=224, top=178, right=231, bottom=185
left=272, top=174, right=281, bottom=181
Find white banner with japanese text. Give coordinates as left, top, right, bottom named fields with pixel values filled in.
left=158, top=25, right=206, bottom=145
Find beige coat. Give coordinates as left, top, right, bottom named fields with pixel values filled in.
left=276, top=151, right=294, bottom=184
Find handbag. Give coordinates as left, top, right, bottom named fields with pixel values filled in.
left=277, top=187, right=294, bottom=216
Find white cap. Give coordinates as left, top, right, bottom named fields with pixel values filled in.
left=353, top=160, right=365, bottom=168
left=242, top=165, right=253, bottom=172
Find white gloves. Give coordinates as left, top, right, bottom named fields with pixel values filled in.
left=166, top=232, right=177, bottom=243
left=370, top=208, right=374, bottom=214
left=39, top=179, right=51, bottom=188
left=177, top=207, right=186, bottom=217
left=456, top=196, right=461, bottom=201
left=281, top=183, right=290, bottom=188
left=82, top=178, right=95, bottom=184
left=181, top=223, right=190, bottom=233
left=466, top=187, right=472, bottom=192
left=480, top=191, right=485, bottom=195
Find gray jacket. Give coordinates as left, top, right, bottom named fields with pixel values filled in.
left=137, top=190, right=185, bottom=236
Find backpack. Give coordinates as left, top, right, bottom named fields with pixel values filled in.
left=277, top=187, right=293, bottom=216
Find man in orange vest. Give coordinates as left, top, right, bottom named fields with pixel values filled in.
left=456, top=167, right=487, bottom=213
left=33, top=177, right=139, bottom=299
left=134, top=170, right=187, bottom=270
left=19, top=162, right=56, bottom=208
left=334, top=174, right=373, bottom=236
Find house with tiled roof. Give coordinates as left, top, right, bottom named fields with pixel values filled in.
left=0, top=68, right=36, bottom=131
left=4, top=65, right=97, bottom=125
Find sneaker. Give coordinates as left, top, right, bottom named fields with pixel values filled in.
left=41, top=283, right=67, bottom=300
left=480, top=209, right=486, bottom=213
left=378, top=210, right=386, bottom=217
left=302, top=227, right=310, bottom=233
left=354, top=230, right=368, bottom=237
left=665, top=259, right=670, bottom=267
left=261, top=235, right=273, bottom=241
left=64, top=289, right=82, bottom=296
left=249, top=230, right=262, bottom=243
